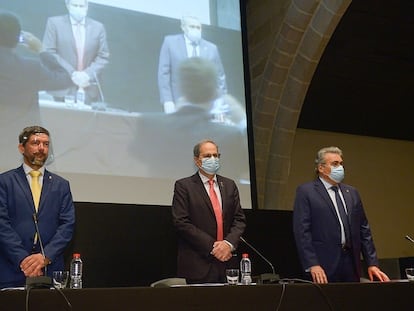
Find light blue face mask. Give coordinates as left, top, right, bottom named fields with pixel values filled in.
left=329, top=165, right=345, bottom=183
left=201, top=157, right=220, bottom=174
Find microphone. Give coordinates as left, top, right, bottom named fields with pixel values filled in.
left=405, top=235, right=414, bottom=244
left=240, top=236, right=279, bottom=283
left=25, top=214, right=52, bottom=289
left=91, top=71, right=107, bottom=111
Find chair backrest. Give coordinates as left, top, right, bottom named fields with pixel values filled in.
left=150, top=278, right=187, bottom=288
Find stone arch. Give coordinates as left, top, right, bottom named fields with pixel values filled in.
left=248, top=0, right=352, bottom=209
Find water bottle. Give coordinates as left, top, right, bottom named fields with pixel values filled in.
left=240, top=253, right=252, bottom=285
left=76, top=88, right=85, bottom=105
left=70, top=253, right=83, bottom=289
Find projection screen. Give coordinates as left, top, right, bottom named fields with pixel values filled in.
left=0, top=0, right=253, bottom=208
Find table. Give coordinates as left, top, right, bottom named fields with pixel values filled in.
left=1, top=281, right=413, bottom=311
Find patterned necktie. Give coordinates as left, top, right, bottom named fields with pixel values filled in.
left=208, top=179, right=223, bottom=241
left=331, top=186, right=351, bottom=246
left=29, top=170, right=42, bottom=212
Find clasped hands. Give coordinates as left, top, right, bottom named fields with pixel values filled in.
left=210, top=240, right=232, bottom=262
left=20, top=253, right=47, bottom=277
left=71, top=71, right=90, bottom=88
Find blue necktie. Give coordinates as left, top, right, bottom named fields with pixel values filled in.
left=331, top=186, right=351, bottom=247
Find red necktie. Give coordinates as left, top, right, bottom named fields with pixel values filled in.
left=74, top=23, right=84, bottom=70
left=208, top=179, right=223, bottom=241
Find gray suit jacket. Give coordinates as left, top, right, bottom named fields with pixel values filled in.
left=42, top=15, right=109, bottom=100
left=158, top=34, right=227, bottom=103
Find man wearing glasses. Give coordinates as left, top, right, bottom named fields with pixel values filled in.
left=171, top=139, right=246, bottom=284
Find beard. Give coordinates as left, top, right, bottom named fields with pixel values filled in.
left=27, top=153, right=48, bottom=166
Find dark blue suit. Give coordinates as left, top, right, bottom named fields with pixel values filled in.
left=293, top=178, right=379, bottom=281
left=0, top=165, right=75, bottom=288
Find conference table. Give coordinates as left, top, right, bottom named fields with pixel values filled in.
left=1, top=281, right=413, bottom=311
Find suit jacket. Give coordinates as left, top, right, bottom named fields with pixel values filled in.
left=0, top=165, right=75, bottom=288
left=132, top=104, right=249, bottom=182
left=292, top=178, right=379, bottom=280
left=42, top=15, right=110, bottom=100
left=0, top=47, right=72, bottom=169
left=172, top=173, right=246, bottom=281
left=158, top=34, right=227, bottom=103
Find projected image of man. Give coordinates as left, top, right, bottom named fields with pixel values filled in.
left=158, top=15, right=227, bottom=114
left=42, top=0, right=110, bottom=105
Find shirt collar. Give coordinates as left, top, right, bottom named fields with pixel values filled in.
left=70, top=16, right=86, bottom=26
left=198, top=171, right=217, bottom=184
left=23, top=163, right=45, bottom=176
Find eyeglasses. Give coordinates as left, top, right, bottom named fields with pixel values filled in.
left=200, top=153, right=220, bottom=159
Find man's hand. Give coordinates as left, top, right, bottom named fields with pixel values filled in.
left=163, top=101, right=176, bottom=114
left=20, top=31, right=43, bottom=53
left=20, top=253, right=46, bottom=277
left=368, top=266, right=390, bottom=282
left=211, top=240, right=232, bottom=262
left=310, top=265, right=328, bottom=284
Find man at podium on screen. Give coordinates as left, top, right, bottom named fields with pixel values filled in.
left=171, top=140, right=246, bottom=284
left=158, top=15, right=227, bottom=115
left=42, top=0, right=110, bottom=105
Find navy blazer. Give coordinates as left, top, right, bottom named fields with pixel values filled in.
left=293, top=178, right=379, bottom=279
left=0, top=165, right=75, bottom=288
left=172, top=173, right=246, bottom=281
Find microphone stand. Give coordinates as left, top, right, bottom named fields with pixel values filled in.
left=91, top=71, right=107, bottom=111
left=240, top=236, right=280, bottom=284
left=26, top=214, right=52, bottom=289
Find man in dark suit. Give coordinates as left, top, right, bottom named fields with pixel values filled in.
left=293, top=146, right=389, bottom=283
left=42, top=0, right=110, bottom=104
left=172, top=139, right=246, bottom=283
left=0, top=126, right=75, bottom=289
left=158, top=15, right=227, bottom=114
left=0, top=10, right=73, bottom=169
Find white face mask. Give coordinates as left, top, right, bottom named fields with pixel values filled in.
left=69, top=6, right=88, bottom=22
left=185, top=28, right=201, bottom=43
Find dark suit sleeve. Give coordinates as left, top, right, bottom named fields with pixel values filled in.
left=38, top=52, right=73, bottom=91
left=353, top=190, right=379, bottom=267
left=222, top=179, right=245, bottom=248
left=172, top=179, right=217, bottom=256
left=293, top=184, right=320, bottom=270
left=43, top=178, right=75, bottom=264
left=0, top=177, right=30, bottom=268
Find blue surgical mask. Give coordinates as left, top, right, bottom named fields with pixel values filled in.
left=69, top=7, right=87, bottom=22
left=329, top=165, right=345, bottom=183
left=201, top=157, right=220, bottom=175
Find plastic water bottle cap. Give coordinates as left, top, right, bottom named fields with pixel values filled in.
left=242, top=253, right=249, bottom=258
left=73, top=253, right=81, bottom=258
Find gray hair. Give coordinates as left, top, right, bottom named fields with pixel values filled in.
left=314, top=146, right=343, bottom=169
